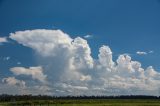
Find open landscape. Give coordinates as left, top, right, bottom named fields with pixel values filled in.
left=0, top=95, right=160, bottom=106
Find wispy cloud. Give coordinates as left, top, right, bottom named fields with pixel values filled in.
left=17, top=62, right=21, bottom=65
left=3, top=56, right=10, bottom=61
left=136, top=51, right=147, bottom=55
left=149, top=50, right=154, bottom=53
left=84, top=34, right=93, bottom=39
left=136, top=50, right=154, bottom=55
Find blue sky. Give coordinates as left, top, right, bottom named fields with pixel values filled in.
left=0, top=0, right=160, bottom=68
left=0, top=0, right=160, bottom=95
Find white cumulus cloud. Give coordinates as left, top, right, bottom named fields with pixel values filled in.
left=2, top=77, right=25, bottom=88
left=10, top=66, right=47, bottom=83
left=2, top=29, right=160, bottom=96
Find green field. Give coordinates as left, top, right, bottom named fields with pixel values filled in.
left=1, top=99, right=160, bottom=106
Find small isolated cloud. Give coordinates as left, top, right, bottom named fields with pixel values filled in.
left=149, top=51, right=154, bottom=54
left=17, top=62, right=21, bottom=65
left=136, top=50, right=154, bottom=55
left=136, top=51, right=147, bottom=55
left=0, top=37, right=8, bottom=44
left=10, top=66, right=47, bottom=83
left=84, top=34, right=93, bottom=39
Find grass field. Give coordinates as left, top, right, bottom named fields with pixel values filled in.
left=1, top=99, right=160, bottom=106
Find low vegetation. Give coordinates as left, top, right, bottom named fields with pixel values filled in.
left=0, top=95, right=160, bottom=106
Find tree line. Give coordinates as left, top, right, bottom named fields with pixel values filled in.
left=0, top=94, right=160, bottom=102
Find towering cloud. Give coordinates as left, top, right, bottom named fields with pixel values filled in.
left=98, top=45, right=115, bottom=71
left=1, top=29, right=159, bottom=96
left=10, top=29, right=93, bottom=83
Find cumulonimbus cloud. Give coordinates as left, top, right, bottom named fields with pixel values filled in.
left=2, top=29, right=160, bottom=96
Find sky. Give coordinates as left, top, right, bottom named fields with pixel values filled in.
left=0, top=0, right=160, bottom=96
